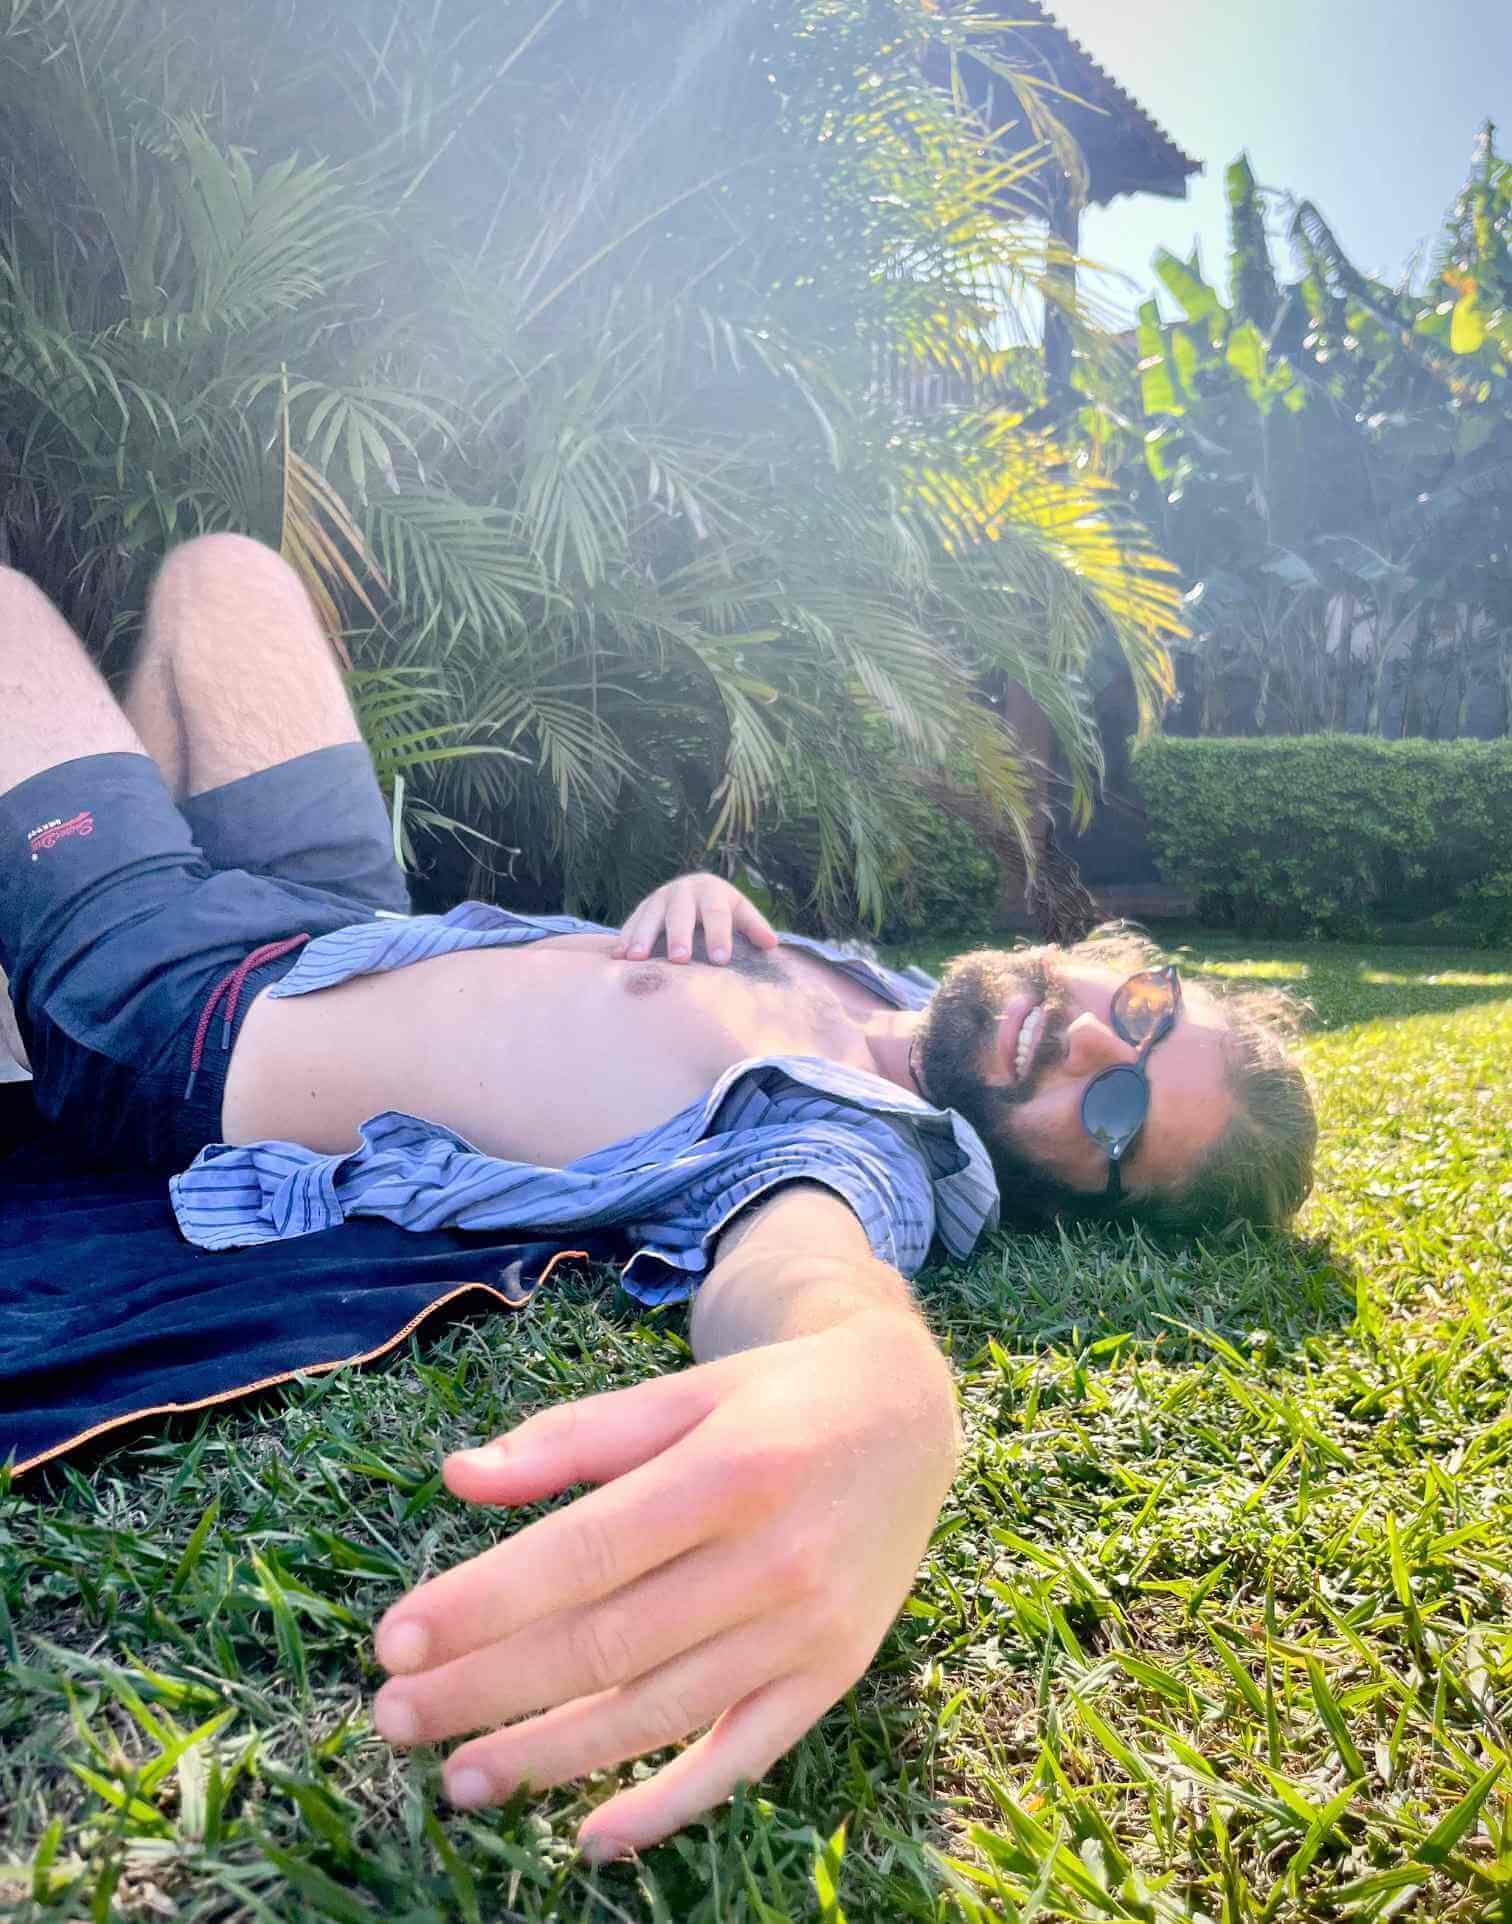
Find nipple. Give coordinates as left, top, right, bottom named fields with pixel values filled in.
left=622, top=964, right=666, bottom=998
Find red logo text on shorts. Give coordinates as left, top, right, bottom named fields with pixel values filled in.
left=27, top=811, right=95, bottom=861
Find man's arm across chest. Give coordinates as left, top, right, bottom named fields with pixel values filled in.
left=369, top=1182, right=960, bottom=1861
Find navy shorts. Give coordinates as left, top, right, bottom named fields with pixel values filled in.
left=0, top=746, right=409, bottom=1173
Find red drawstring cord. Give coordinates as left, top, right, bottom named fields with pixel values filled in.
left=183, top=934, right=311, bottom=1100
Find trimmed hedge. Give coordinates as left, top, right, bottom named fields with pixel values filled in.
left=1131, top=736, right=1512, bottom=942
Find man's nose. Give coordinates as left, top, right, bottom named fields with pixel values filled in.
left=1059, top=1011, right=1137, bottom=1080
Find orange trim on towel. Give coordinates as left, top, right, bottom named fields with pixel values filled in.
left=10, top=1252, right=590, bottom=1480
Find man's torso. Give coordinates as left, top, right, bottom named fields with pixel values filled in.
left=222, top=932, right=896, bottom=1165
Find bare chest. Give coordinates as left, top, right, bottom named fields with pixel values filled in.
left=224, top=935, right=879, bottom=1167
left=610, top=947, right=859, bottom=1053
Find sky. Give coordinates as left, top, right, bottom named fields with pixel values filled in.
left=1039, top=0, right=1512, bottom=323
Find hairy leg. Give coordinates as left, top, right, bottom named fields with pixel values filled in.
left=123, top=533, right=362, bottom=800
left=0, top=568, right=147, bottom=797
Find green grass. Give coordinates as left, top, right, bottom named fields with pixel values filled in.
left=3, top=936, right=1511, bottom=1922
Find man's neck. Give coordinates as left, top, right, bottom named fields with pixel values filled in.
left=772, top=940, right=925, bottom=1099
left=862, top=1013, right=925, bottom=1099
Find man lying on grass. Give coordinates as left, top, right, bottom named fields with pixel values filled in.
left=0, top=535, right=1315, bottom=1862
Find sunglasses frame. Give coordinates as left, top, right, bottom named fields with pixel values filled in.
left=1080, top=964, right=1183, bottom=1202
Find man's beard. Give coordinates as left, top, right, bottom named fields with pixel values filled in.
left=914, top=949, right=1088, bottom=1222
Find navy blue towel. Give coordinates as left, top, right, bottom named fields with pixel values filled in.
left=0, top=1082, right=618, bottom=1476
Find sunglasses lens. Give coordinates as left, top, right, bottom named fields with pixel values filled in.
left=1113, top=969, right=1176, bottom=1046
left=1081, top=1063, right=1148, bottom=1150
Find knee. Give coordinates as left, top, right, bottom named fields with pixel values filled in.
left=153, top=532, right=302, bottom=607
left=146, top=535, right=321, bottom=675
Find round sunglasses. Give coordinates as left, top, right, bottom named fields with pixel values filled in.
left=1081, top=964, right=1183, bottom=1201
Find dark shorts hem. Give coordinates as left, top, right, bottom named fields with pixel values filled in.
left=179, top=743, right=410, bottom=918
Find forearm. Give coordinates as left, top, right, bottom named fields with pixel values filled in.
left=689, top=1186, right=957, bottom=1456
left=690, top=1181, right=925, bottom=1354
left=691, top=1237, right=923, bottom=1357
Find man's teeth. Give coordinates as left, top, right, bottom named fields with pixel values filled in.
left=1015, top=1004, right=1044, bottom=1079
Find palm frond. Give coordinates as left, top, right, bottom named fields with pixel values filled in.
left=168, top=118, right=372, bottom=332
left=277, top=374, right=384, bottom=662
left=363, top=491, right=557, bottom=660
left=0, top=0, right=1190, bottom=925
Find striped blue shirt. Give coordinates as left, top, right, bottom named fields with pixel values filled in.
left=169, top=905, right=1000, bottom=1302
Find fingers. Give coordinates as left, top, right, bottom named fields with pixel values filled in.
left=612, top=874, right=775, bottom=965
left=701, top=899, right=733, bottom=964
left=442, top=1370, right=717, bottom=1507
left=732, top=895, right=779, bottom=950
left=378, top=1459, right=722, bottom=1677
left=374, top=1533, right=779, bottom=1746
left=376, top=1387, right=728, bottom=1678
left=612, top=893, right=666, bottom=961
left=579, top=1673, right=822, bottom=1862
left=437, top=1605, right=824, bottom=1826
left=663, top=883, right=697, bottom=962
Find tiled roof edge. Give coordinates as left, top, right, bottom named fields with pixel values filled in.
left=1000, top=1, right=1202, bottom=193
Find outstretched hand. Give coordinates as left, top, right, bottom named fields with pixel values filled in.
left=371, top=1311, right=957, bottom=1862
left=612, top=871, right=778, bottom=966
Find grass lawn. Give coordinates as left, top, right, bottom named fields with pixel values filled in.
left=2, top=935, right=1511, bottom=1921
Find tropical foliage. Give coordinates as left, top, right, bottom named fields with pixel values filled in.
left=0, top=0, right=1184, bottom=924
left=1079, top=136, right=1512, bottom=742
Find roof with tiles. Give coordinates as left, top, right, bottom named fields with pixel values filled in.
left=940, top=1, right=1201, bottom=208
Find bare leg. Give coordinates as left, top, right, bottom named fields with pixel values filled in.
left=123, top=533, right=362, bottom=800
left=0, top=569, right=152, bottom=1075
left=1, top=538, right=364, bottom=1073
left=0, top=568, right=148, bottom=797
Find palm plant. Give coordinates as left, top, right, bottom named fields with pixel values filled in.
left=0, top=0, right=1184, bottom=924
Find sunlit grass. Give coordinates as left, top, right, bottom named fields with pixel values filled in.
left=2, top=936, right=1510, bottom=1920
left=1359, top=967, right=1512, bottom=986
